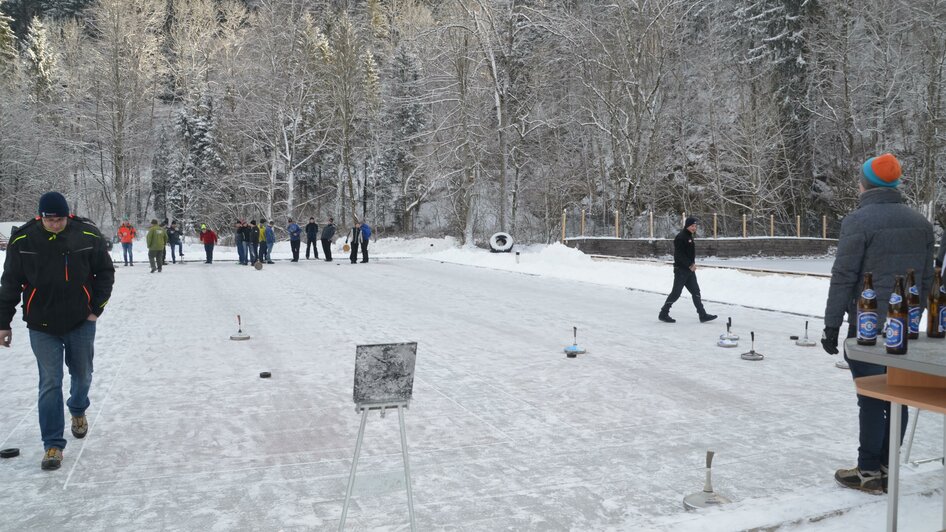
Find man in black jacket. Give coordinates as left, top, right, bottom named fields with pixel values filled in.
left=0, top=192, right=115, bottom=471
left=658, top=217, right=717, bottom=323
left=321, top=217, right=336, bottom=262
left=305, top=217, right=319, bottom=259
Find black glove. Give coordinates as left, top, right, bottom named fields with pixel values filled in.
left=821, top=327, right=840, bottom=355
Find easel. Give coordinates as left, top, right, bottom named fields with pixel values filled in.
left=339, top=341, right=418, bottom=531
left=338, top=402, right=415, bottom=532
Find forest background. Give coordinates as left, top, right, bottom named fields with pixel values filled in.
left=0, top=0, right=944, bottom=244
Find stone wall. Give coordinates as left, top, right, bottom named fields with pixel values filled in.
left=564, top=237, right=838, bottom=258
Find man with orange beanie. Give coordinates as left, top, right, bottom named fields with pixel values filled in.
left=822, top=153, right=935, bottom=493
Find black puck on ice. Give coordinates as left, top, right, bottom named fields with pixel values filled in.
left=0, top=448, right=20, bottom=458
left=789, top=335, right=799, bottom=340
left=259, top=372, right=271, bottom=379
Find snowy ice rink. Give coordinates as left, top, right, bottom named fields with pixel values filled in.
left=1, top=239, right=945, bottom=531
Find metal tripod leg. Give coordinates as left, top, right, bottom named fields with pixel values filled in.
left=398, top=405, right=416, bottom=532
left=339, top=409, right=369, bottom=532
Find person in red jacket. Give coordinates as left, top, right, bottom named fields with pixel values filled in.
left=198, top=224, right=218, bottom=264
left=117, top=221, right=136, bottom=266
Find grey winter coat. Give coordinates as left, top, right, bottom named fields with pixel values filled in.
left=824, top=187, right=935, bottom=329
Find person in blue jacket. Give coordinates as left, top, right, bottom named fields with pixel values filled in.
left=356, top=222, right=371, bottom=263
left=264, top=221, right=276, bottom=264
left=286, top=218, right=302, bottom=262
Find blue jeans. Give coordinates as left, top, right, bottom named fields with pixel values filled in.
left=245, top=241, right=258, bottom=263
left=122, top=243, right=133, bottom=265
left=29, top=320, right=96, bottom=450
left=236, top=239, right=246, bottom=264
left=266, top=242, right=274, bottom=261
left=170, top=242, right=183, bottom=263
left=844, top=321, right=907, bottom=470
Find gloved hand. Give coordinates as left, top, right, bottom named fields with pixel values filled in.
left=821, top=327, right=840, bottom=355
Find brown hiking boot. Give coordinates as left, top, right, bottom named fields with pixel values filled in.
left=71, top=415, right=88, bottom=439
left=835, top=466, right=885, bottom=494
left=41, top=448, right=63, bottom=470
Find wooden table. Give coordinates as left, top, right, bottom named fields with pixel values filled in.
left=846, top=337, right=946, bottom=532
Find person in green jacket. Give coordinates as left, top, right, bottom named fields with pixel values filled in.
left=146, top=219, right=168, bottom=273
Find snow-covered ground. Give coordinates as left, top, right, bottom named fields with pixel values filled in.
left=0, top=238, right=944, bottom=531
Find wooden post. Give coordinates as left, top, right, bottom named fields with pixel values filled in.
left=614, top=210, right=620, bottom=238
left=580, top=209, right=586, bottom=236
left=822, top=215, right=827, bottom=239
left=649, top=211, right=654, bottom=239
left=796, top=215, right=801, bottom=237
left=682, top=212, right=686, bottom=228
left=770, top=214, right=774, bottom=237
left=561, top=209, right=566, bottom=243
left=742, top=214, right=747, bottom=238
left=713, top=213, right=718, bottom=239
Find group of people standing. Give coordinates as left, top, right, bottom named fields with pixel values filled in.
left=115, top=217, right=371, bottom=266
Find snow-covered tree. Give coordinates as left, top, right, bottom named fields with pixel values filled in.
left=23, top=16, right=54, bottom=102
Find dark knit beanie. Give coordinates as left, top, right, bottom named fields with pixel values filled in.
left=38, top=192, right=70, bottom=217
left=862, top=153, right=902, bottom=188
left=684, top=216, right=698, bottom=228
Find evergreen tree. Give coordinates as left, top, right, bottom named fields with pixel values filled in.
left=0, top=8, right=17, bottom=78
left=379, top=43, right=426, bottom=230
left=23, top=15, right=54, bottom=102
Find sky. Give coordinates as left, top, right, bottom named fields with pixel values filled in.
left=0, top=237, right=943, bottom=531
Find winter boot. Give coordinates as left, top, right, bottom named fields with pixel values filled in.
left=71, top=415, right=88, bottom=439
left=699, top=313, right=718, bottom=323
left=834, top=466, right=885, bottom=494
left=41, top=448, right=63, bottom=471
left=658, top=310, right=676, bottom=323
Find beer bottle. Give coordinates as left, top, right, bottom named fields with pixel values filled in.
left=886, top=276, right=908, bottom=354
left=930, top=268, right=945, bottom=338
left=857, top=272, right=878, bottom=346
left=906, top=269, right=921, bottom=339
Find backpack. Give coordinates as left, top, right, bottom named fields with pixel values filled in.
left=361, top=224, right=372, bottom=240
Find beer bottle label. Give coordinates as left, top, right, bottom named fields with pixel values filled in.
left=940, top=307, right=946, bottom=333
left=858, top=311, right=878, bottom=340
left=862, top=289, right=876, bottom=300
left=909, top=286, right=919, bottom=296
left=941, top=285, right=946, bottom=295
left=889, top=293, right=903, bottom=305
left=885, top=319, right=906, bottom=349
left=909, top=306, right=921, bottom=333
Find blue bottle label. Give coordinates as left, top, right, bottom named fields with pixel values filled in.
left=909, top=306, right=921, bottom=334
left=862, top=289, right=876, bottom=300
left=909, top=285, right=919, bottom=296
left=940, top=307, right=946, bottom=333
left=858, top=311, right=878, bottom=340
left=889, top=293, right=903, bottom=305
left=885, top=319, right=906, bottom=349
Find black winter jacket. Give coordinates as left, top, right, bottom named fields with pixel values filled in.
left=0, top=217, right=115, bottom=335
left=321, top=223, right=336, bottom=241
left=305, top=222, right=319, bottom=240
left=672, top=228, right=696, bottom=269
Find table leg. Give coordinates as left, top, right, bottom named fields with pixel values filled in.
left=888, top=401, right=901, bottom=532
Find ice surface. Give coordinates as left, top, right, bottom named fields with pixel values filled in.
left=0, top=239, right=943, bottom=531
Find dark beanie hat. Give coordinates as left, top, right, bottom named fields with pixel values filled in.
left=684, top=216, right=698, bottom=228
left=38, top=191, right=70, bottom=217
left=862, top=153, right=902, bottom=188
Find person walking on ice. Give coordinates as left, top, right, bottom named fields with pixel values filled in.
left=0, top=192, right=115, bottom=470
left=658, top=217, right=717, bottom=323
